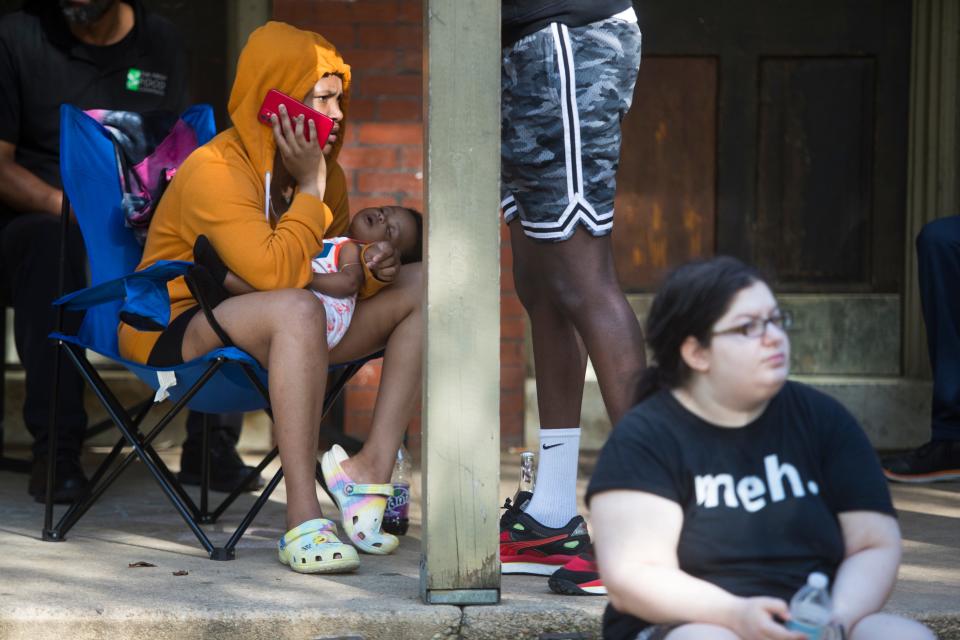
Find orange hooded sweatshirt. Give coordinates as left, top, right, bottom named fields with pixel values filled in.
left=119, top=21, right=380, bottom=364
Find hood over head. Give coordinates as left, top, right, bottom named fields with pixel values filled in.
left=228, top=21, right=351, bottom=179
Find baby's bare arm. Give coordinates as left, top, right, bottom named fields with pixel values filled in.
left=309, top=242, right=365, bottom=298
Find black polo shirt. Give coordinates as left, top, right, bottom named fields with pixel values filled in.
left=0, top=0, right=187, bottom=191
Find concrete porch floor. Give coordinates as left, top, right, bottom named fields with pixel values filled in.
left=0, top=448, right=957, bottom=640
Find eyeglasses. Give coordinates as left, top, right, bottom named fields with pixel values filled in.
left=712, top=310, right=793, bottom=339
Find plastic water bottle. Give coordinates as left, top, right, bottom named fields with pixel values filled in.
left=383, top=445, right=411, bottom=535
left=512, top=451, right=535, bottom=508
left=785, top=572, right=833, bottom=639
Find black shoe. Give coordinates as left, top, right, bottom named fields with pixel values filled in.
left=881, top=440, right=960, bottom=483
left=548, top=551, right=607, bottom=596
left=28, top=454, right=89, bottom=504
left=179, top=435, right=266, bottom=493
left=499, top=494, right=590, bottom=576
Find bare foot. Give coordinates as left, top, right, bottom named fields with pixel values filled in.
left=339, top=452, right=390, bottom=485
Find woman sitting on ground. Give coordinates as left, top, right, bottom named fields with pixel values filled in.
left=118, top=22, right=422, bottom=574
left=587, top=256, right=934, bottom=640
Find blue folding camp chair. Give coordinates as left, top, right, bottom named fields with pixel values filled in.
left=42, top=104, right=377, bottom=560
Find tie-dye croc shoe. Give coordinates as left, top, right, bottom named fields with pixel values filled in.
left=320, top=445, right=399, bottom=555
left=278, top=518, right=360, bottom=573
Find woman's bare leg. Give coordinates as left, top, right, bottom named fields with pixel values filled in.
left=665, top=624, right=739, bottom=639
left=328, top=262, right=423, bottom=484
left=181, top=288, right=329, bottom=531
left=849, top=613, right=935, bottom=640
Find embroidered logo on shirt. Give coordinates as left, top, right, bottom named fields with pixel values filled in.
left=126, top=68, right=168, bottom=96
left=694, top=454, right=820, bottom=513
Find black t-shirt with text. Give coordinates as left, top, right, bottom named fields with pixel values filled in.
left=0, top=0, right=187, bottom=192
left=586, top=381, right=895, bottom=640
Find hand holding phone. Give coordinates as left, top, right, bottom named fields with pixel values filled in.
left=258, top=89, right=334, bottom=146
left=263, top=89, right=330, bottom=201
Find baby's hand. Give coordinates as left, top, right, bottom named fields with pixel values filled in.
left=364, top=241, right=400, bottom=283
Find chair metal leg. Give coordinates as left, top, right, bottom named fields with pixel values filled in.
left=200, top=412, right=210, bottom=521
left=208, top=446, right=279, bottom=522
left=43, top=193, right=73, bottom=540
left=43, top=334, right=381, bottom=559
left=220, top=464, right=286, bottom=559
left=46, top=345, right=224, bottom=554
left=84, top=397, right=152, bottom=440
left=42, top=336, right=64, bottom=541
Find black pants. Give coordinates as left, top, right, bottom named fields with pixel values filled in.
left=1, top=213, right=87, bottom=458
left=184, top=410, right=243, bottom=453
left=917, top=216, right=960, bottom=441
left=0, top=212, right=242, bottom=458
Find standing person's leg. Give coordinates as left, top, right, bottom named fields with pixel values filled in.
left=499, top=12, right=644, bottom=587
left=509, top=220, right=589, bottom=429
left=512, top=224, right=646, bottom=427
left=882, top=215, right=960, bottom=482
left=510, top=225, right=645, bottom=531
left=0, top=214, right=88, bottom=502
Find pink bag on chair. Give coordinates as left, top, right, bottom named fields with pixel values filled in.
left=85, top=109, right=202, bottom=244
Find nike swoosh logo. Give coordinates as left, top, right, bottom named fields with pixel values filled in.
left=542, top=443, right=563, bottom=450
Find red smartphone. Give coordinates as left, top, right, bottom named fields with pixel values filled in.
left=257, top=88, right=334, bottom=146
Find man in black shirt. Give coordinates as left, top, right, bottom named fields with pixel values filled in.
left=0, top=0, right=260, bottom=502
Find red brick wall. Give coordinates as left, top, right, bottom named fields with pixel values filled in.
left=272, top=0, right=525, bottom=455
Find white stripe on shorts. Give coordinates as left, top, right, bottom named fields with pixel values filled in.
left=524, top=22, right=601, bottom=239
left=502, top=194, right=519, bottom=223
left=522, top=204, right=614, bottom=240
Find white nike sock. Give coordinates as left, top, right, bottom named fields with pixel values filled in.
left=524, top=427, right=581, bottom=528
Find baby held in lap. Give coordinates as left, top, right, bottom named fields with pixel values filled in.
left=197, top=205, right=422, bottom=347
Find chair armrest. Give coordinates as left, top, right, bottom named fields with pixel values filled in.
left=53, top=260, right=192, bottom=325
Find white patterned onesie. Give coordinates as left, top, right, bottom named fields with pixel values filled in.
left=310, top=237, right=358, bottom=348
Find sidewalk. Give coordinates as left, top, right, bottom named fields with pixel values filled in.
left=0, top=449, right=957, bottom=640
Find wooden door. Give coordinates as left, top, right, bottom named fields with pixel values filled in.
left=614, top=0, right=911, bottom=292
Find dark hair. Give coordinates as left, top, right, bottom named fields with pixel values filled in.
left=400, top=207, right=424, bottom=263
left=637, top=256, right=766, bottom=402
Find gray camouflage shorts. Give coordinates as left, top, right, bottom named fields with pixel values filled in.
left=501, top=13, right=641, bottom=242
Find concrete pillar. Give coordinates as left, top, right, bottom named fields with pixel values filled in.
left=903, top=0, right=960, bottom=378
left=420, top=0, right=501, bottom=605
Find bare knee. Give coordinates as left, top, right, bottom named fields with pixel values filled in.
left=512, top=257, right=545, bottom=310
left=850, top=613, right=935, bottom=640
left=666, top=623, right=739, bottom=640
left=269, top=289, right=327, bottom=342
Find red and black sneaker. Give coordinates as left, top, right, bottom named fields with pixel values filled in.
left=548, top=552, right=607, bottom=596
left=499, top=496, right=591, bottom=575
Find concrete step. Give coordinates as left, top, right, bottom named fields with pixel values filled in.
left=526, top=375, right=933, bottom=452
left=0, top=453, right=956, bottom=639
left=0, top=453, right=606, bottom=640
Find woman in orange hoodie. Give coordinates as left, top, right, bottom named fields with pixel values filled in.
left=118, top=22, right=422, bottom=573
